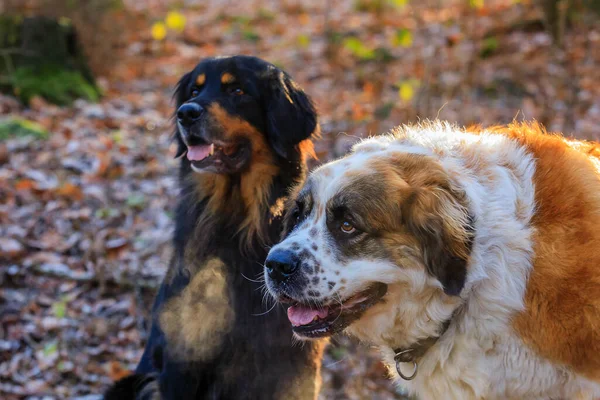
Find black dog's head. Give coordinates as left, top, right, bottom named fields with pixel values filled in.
left=174, top=55, right=318, bottom=174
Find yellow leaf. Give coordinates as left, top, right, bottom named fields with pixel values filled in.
left=388, top=0, right=409, bottom=8
left=469, top=0, right=484, bottom=9
left=343, top=37, right=375, bottom=60
left=393, top=29, right=413, bottom=48
left=398, top=82, right=414, bottom=102
left=165, top=11, right=186, bottom=32
left=58, top=17, right=72, bottom=27
left=297, top=34, right=310, bottom=48
left=151, top=22, right=167, bottom=41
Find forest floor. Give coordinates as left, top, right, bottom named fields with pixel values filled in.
left=1, top=0, right=600, bottom=398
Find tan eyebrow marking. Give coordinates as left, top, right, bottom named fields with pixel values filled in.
left=195, top=74, right=206, bottom=86
left=221, top=72, right=236, bottom=84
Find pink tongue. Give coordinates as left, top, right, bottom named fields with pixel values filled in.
left=287, top=305, right=329, bottom=326
left=187, top=145, right=212, bottom=161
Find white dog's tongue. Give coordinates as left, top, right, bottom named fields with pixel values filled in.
left=287, top=305, right=328, bottom=326
left=187, top=145, right=212, bottom=161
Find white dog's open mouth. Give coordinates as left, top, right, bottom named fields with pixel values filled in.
left=284, top=283, right=388, bottom=338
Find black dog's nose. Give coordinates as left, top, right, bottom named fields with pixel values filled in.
left=177, top=103, right=204, bottom=126
left=266, top=249, right=299, bottom=282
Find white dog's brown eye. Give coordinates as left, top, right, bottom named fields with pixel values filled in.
left=340, top=221, right=355, bottom=234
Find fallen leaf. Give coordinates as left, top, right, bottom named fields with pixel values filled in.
left=0, top=238, right=25, bottom=259
left=398, top=82, right=414, bottom=102
left=15, top=179, right=37, bottom=191
left=392, top=29, right=413, bottom=48
left=53, top=299, right=67, bottom=318
left=165, top=11, right=186, bottom=32
left=55, top=183, right=84, bottom=201
left=107, top=361, right=131, bottom=381
left=151, top=22, right=167, bottom=41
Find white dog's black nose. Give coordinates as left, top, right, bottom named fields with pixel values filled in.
left=177, top=103, right=204, bottom=127
left=266, top=249, right=299, bottom=282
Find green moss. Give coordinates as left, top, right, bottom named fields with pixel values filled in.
left=0, top=15, right=21, bottom=48
left=0, top=16, right=101, bottom=106
left=256, top=8, right=276, bottom=22
left=241, top=29, right=261, bottom=43
left=10, top=65, right=101, bottom=105
left=353, top=0, right=385, bottom=12
left=480, top=37, right=499, bottom=59
left=343, top=37, right=375, bottom=60
left=374, top=102, right=394, bottom=120
left=0, top=117, right=49, bottom=141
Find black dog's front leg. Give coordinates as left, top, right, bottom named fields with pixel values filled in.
left=105, top=266, right=203, bottom=399
left=136, top=279, right=171, bottom=375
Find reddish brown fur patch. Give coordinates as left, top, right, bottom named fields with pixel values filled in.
left=492, top=123, right=600, bottom=381
left=195, top=73, right=206, bottom=86
left=336, top=154, right=472, bottom=294
left=273, top=340, right=325, bottom=400
left=220, top=72, right=236, bottom=84
left=192, top=104, right=280, bottom=246
left=364, top=154, right=472, bottom=259
left=298, top=138, right=317, bottom=163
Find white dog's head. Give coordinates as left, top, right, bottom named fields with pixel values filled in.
left=264, top=136, right=474, bottom=348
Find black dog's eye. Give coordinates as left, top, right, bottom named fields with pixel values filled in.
left=191, top=88, right=200, bottom=97
left=292, top=208, right=300, bottom=223
left=229, top=87, right=244, bottom=96
left=291, top=200, right=304, bottom=225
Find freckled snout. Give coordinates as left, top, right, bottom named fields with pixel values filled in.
left=265, top=248, right=300, bottom=283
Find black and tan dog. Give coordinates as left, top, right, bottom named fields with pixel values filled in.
left=105, top=56, right=324, bottom=399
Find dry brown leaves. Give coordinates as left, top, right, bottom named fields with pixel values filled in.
left=1, top=0, right=600, bottom=399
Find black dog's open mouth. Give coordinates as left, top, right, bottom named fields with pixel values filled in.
left=185, top=139, right=250, bottom=174
left=284, top=283, right=387, bottom=339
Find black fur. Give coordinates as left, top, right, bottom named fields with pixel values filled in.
left=264, top=72, right=317, bottom=159
left=105, top=56, right=322, bottom=400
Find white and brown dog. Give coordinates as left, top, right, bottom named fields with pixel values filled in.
left=264, top=121, right=600, bottom=399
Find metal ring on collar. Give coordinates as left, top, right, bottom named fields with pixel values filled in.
left=395, top=359, right=418, bottom=380
left=394, top=348, right=418, bottom=381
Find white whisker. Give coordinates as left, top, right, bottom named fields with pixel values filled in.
left=241, top=272, right=264, bottom=283
left=252, top=301, right=277, bottom=316
left=328, top=292, right=345, bottom=325
left=324, top=357, right=347, bottom=368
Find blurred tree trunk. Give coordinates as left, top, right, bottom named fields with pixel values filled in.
left=0, top=15, right=100, bottom=105
left=540, top=0, right=570, bottom=47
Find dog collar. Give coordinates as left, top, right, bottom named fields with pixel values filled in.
left=393, top=318, right=452, bottom=381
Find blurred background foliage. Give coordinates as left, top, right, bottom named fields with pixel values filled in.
left=2, top=0, right=599, bottom=136
left=1, top=0, right=125, bottom=104
left=1, top=0, right=600, bottom=399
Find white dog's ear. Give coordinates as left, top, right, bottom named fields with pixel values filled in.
left=403, top=182, right=474, bottom=296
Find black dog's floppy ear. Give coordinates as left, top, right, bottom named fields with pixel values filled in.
left=173, top=72, right=192, bottom=159
left=264, top=69, right=318, bottom=159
